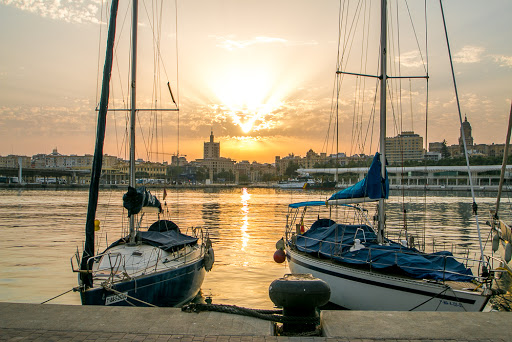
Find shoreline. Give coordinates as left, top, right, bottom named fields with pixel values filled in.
left=0, top=182, right=509, bottom=193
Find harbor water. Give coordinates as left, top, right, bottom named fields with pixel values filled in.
left=0, top=187, right=511, bottom=309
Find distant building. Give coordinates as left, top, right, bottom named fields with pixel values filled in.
left=31, top=148, right=119, bottom=169
left=119, top=161, right=167, bottom=179
left=0, top=154, right=31, bottom=168
left=197, top=157, right=236, bottom=177
left=459, top=115, right=474, bottom=150
left=196, top=130, right=235, bottom=181
left=429, top=142, right=444, bottom=154
left=204, top=129, right=220, bottom=159
left=385, top=131, right=424, bottom=164
left=275, top=153, right=302, bottom=177
left=171, top=155, right=188, bottom=166
left=424, top=151, right=442, bottom=162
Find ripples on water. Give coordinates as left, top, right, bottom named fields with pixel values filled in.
left=0, top=187, right=511, bottom=309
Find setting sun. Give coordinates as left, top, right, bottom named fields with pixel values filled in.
left=211, top=67, right=283, bottom=134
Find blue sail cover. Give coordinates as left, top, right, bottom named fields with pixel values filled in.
left=329, top=152, right=389, bottom=201
left=295, top=220, right=473, bottom=282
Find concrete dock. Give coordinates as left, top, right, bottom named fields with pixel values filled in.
left=0, top=302, right=510, bottom=341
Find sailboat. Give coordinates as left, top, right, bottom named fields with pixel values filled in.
left=71, top=0, right=214, bottom=307
left=279, top=0, right=493, bottom=311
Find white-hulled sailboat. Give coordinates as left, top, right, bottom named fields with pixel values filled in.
left=280, top=0, right=493, bottom=311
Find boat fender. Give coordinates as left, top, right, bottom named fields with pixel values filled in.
left=505, top=242, right=512, bottom=263
left=273, top=249, right=286, bottom=263
left=492, top=234, right=500, bottom=252
left=94, top=219, right=101, bottom=231
left=275, top=237, right=285, bottom=250
left=349, top=239, right=365, bottom=252
left=204, top=247, right=214, bottom=272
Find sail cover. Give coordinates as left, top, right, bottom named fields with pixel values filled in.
left=329, top=152, right=389, bottom=201
left=123, top=186, right=162, bottom=217
left=106, top=229, right=198, bottom=252
left=295, top=220, right=474, bottom=282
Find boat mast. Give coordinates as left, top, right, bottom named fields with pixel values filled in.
left=378, top=0, right=387, bottom=244
left=80, top=0, right=119, bottom=287
left=129, top=0, right=138, bottom=244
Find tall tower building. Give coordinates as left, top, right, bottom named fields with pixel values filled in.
left=204, top=129, right=220, bottom=159
left=458, top=115, right=474, bottom=149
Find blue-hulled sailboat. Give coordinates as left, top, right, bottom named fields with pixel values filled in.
left=71, top=0, right=213, bottom=307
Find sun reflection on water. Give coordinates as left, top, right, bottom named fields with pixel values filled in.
left=240, top=187, right=251, bottom=251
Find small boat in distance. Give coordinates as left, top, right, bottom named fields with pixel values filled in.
left=277, top=177, right=337, bottom=190
left=71, top=0, right=213, bottom=307
left=277, top=178, right=313, bottom=189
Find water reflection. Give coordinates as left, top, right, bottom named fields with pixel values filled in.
left=1, top=188, right=511, bottom=309
left=240, top=188, right=251, bottom=251
left=202, top=202, right=221, bottom=228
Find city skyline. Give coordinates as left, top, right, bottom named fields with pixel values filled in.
left=1, top=1, right=511, bottom=164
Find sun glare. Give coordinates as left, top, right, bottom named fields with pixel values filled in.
left=211, top=69, right=283, bottom=134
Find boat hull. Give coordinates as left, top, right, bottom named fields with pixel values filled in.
left=286, top=247, right=489, bottom=312
left=80, top=258, right=206, bottom=307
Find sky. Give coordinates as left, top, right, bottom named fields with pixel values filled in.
left=0, top=0, right=511, bottom=164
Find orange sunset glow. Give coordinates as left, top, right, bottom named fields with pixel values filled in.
left=0, top=0, right=511, bottom=164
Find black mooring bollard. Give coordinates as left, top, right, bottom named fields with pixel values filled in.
left=269, top=273, right=330, bottom=334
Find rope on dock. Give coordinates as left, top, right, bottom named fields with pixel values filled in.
left=181, top=303, right=319, bottom=324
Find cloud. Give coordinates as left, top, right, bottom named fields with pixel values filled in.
left=453, top=45, right=485, bottom=64
left=396, top=50, right=425, bottom=68
left=491, top=54, right=512, bottom=68
left=1, top=0, right=101, bottom=24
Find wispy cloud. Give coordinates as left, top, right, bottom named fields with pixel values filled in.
left=1, top=0, right=101, bottom=24
left=453, top=45, right=485, bottom=64
left=396, top=50, right=426, bottom=68
left=491, top=54, right=512, bottom=68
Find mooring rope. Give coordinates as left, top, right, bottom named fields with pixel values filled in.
left=102, top=284, right=158, bottom=307
left=41, top=288, right=75, bottom=304
left=181, top=303, right=319, bottom=324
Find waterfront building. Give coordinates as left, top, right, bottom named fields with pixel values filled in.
left=249, top=162, right=276, bottom=182
left=204, top=129, right=220, bottom=159
left=31, top=148, right=120, bottom=170
left=275, top=153, right=302, bottom=177
left=424, top=151, right=442, bottom=162
left=196, top=130, right=235, bottom=181
left=171, top=155, right=188, bottom=167
left=0, top=155, right=31, bottom=168
left=304, top=149, right=328, bottom=168
left=197, top=157, right=236, bottom=179
left=118, top=161, right=167, bottom=181
left=385, top=131, right=424, bottom=164
left=235, top=160, right=276, bottom=183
